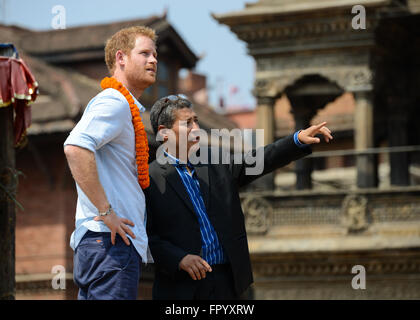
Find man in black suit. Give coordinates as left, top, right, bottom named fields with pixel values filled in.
left=145, top=95, right=333, bottom=299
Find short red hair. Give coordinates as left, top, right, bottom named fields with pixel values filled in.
left=104, top=26, right=157, bottom=74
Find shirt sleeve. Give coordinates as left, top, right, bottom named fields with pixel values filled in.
left=64, top=92, right=130, bottom=152
left=293, top=130, right=309, bottom=148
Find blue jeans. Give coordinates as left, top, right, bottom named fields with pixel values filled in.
left=73, top=230, right=141, bottom=300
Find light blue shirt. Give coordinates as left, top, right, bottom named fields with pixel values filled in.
left=64, top=88, right=153, bottom=263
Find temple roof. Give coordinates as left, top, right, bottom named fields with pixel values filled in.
left=3, top=16, right=197, bottom=69
left=213, top=0, right=392, bottom=24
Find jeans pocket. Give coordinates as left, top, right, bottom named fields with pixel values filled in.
left=77, top=231, right=107, bottom=250
left=74, top=245, right=106, bottom=288
left=107, top=240, right=134, bottom=271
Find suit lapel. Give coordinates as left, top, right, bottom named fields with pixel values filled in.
left=160, top=162, right=211, bottom=215
left=161, top=164, right=195, bottom=215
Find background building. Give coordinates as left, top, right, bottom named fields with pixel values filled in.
left=214, top=0, right=420, bottom=299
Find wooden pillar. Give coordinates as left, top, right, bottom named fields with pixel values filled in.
left=354, top=91, right=377, bottom=188
left=0, top=105, right=16, bottom=300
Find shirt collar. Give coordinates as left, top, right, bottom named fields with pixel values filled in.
left=163, top=151, right=194, bottom=170
left=129, top=91, right=146, bottom=113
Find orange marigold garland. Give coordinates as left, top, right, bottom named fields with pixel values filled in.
left=100, top=77, right=150, bottom=189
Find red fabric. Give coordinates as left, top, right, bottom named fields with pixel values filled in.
left=13, top=100, right=32, bottom=146
left=0, top=56, right=38, bottom=145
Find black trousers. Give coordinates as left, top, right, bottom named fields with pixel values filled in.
left=193, top=264, right=238, bottom=300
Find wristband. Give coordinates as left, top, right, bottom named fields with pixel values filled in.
left=98, top=204, right=112, bottom=216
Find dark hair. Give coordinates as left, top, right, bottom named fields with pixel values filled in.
left=150, top=95, right=192, bottom=135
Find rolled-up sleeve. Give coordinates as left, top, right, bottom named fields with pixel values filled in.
left=64, top=92, right=130, bottom=152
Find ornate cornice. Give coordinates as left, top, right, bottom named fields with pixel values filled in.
left=233, top=17, right=378, bottom=44
left=241, top=190, right=420, bottom=235
left=256, top=96, right=276, bottom=106
left=252, top=255, right=420, bottom=277
left=254, top=65, right=373, bottom=96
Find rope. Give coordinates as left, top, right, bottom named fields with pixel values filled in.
left=307, top=145, right=420, bottom=158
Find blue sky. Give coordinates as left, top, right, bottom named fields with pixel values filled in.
left=1, top=0, right=257, bottom=109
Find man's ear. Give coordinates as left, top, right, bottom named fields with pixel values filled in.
left=157, top=125, right=168, bottom=142
left=115, top=50, right=126, bottom=69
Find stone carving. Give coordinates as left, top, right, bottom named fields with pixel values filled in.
left=236, top=17, right=378, bottom=43
left=242, top=196, right=273, bottom=235
left=371, top=203, right=420, bottom=222
left=256, top=52, right=369, bottom=71
left=240, top=192, right=420, bottom=228
left=345, top=69, right=374, bottom=91
left=252, top=259, right=420, bottom=277
left=273, top=206, right=340, bottom=225
left=254, top=66, right=373, bottom=97
left=253, top=281, right=420, bottom=300
left=341, top=194, right=369, bottom=232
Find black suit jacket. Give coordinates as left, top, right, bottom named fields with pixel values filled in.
left=145, top=134, right=312, bottom=299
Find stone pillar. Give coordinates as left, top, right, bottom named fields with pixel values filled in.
left=255, top=96, right=276, bottom=190
left=256, top=96, right=276, bottom=146
left=294, top=116, right=313, bottom=190
left=354, top=91, right=377, bottom=188
left=288, top=96, right=315, bottom=190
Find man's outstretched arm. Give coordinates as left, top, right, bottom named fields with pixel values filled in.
left=231, top=122, right=333, bottom=187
